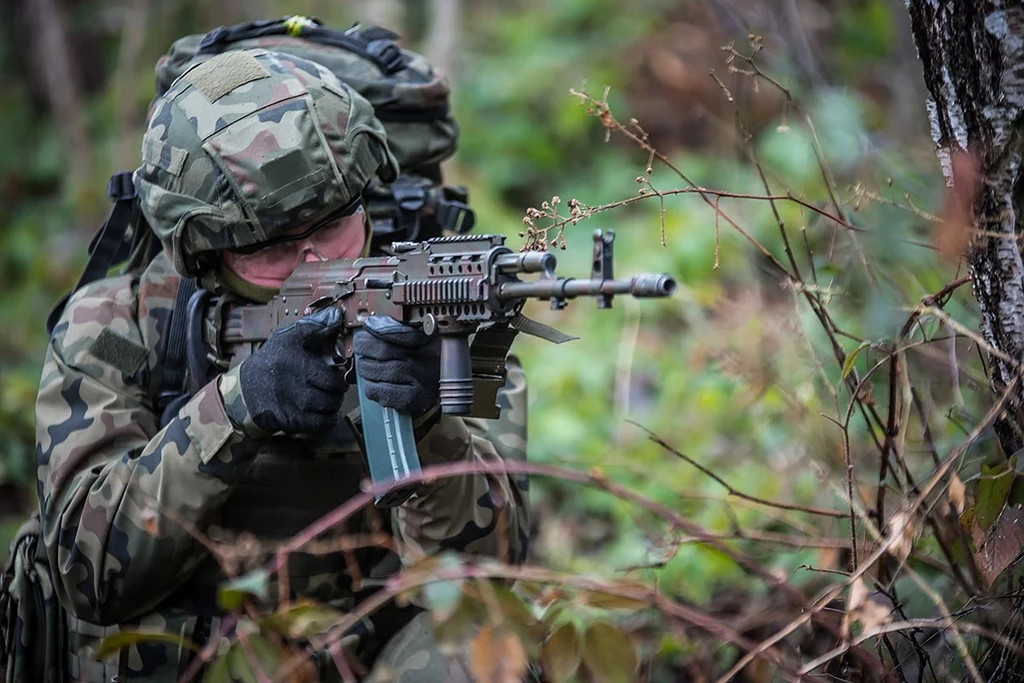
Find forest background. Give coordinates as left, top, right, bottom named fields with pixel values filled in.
left=1, top=0, right=1014, bottom=681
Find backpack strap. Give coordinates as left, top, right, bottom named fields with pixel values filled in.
left=46, top=171, right=138, bottom=336
left=434, top=186, right=475, bottom=234
left=197, top=17, right=408, bottom=75
left=367, top=179, right=476, bottom=251
left=156, top=277, right=200, bottom=427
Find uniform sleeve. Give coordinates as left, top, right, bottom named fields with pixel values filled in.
left=392, top=357, right=531, bottom=565
left=35, top=282, right=261, bottom=625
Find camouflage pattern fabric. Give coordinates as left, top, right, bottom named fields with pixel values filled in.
left=34, top=251, right=530, bottom=681
left=135, top=49, right=399, bottom=276
left=362, top=612, right=474, bottom=683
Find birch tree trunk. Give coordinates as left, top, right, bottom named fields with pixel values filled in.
left=906, top=3, right=1024, bottom=676
left=906, top=2, right=1024, bottom=458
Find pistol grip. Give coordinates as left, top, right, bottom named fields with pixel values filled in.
left=355, top=366, right=422, bottom=507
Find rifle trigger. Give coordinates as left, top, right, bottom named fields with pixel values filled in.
left=305, top=295, right=336, bottom=315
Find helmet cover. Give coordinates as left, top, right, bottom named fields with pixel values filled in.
left=135, top=48, right=399, bottom=275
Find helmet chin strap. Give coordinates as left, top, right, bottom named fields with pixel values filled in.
left=359, top=199, right=373, bottom=257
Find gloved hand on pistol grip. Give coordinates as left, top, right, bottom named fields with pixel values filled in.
left=353, top=315, right=441, bottom=416
left=238, top=307, right=348, bottom=435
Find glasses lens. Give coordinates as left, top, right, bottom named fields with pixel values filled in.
left=225, top=241, right=302, bottom=281
left=309, top=207, right=365, bottom=257
left=222, top=205, right=367, bottom=284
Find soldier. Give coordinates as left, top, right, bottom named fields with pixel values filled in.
left=35, top=49, right=529, bottom=682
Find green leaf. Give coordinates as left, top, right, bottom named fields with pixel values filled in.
left=244, top=633, right=286, bottom=679
left=435, top=593, right=487, bottom=646
left=841, top=341, right=871, bottom=380
left=261, top=601, right=345, bottom=639
left=203, top=633, right=286, bottom=683
left=579, top=585, right=651, bottom=610
left=491, top=585, right=544, bottom=653
left=541, top=622, right=581, bottom=683
left=976, top=461, right=1014, bottom=532
left=203, top=653, right=233, bottom=683
left=94, top=630, right=199, bottom=659
left=217, top=569, right=271, bottom=612
left=581, top=621, right=638, bottom=683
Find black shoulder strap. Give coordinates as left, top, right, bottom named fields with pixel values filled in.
left=45, top=172, right=137, bottom=336
left=156, top=276, right=200, bottom=427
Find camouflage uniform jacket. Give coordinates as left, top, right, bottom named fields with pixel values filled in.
left=35, top=251, right=530, bottom=682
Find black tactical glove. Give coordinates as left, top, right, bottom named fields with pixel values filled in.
left=353, top=315, right=441, bottom=416
left=239, top=307, right=348, bottom=435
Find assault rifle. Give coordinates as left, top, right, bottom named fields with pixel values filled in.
left=201, top=230, right=676, bottom=505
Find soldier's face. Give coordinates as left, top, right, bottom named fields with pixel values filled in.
left=220, top=206, right=367, bottom=288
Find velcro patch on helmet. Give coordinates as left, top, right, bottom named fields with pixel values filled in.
left=185, top=51, right=271, bottom=103
left=88, top=328, right=149, bottom=376
left=141, top=135, right=188, bottom=176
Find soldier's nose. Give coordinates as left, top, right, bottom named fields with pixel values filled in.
left=302, top=246, right=327, bottom=263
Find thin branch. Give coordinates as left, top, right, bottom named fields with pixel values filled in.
left=717, top=373, right=1020, bottom=683
left=630, top=421, right=849, bottom=519
left=801, top=617, right=1024, bottom=675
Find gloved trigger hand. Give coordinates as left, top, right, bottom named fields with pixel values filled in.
left=299, top=307, right=346, bottom=358
left=238, top=306, right=349, bottom=436
left=353, top=315, right=441, bottom=416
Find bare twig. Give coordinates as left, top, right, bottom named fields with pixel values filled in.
left=630, top=421, right=849, bottom=519
left=717, top=374, right=1020, bottom=682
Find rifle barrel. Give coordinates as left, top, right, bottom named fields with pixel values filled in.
left=498, top=274, right=676, bottom=301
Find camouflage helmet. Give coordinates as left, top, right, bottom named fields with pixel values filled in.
left=135, top=48, right=399, bottom=276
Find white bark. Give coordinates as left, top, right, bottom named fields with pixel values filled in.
left=906, top=0, right=1024, bottom=454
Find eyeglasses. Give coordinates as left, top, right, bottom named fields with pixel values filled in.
left=230, top=195, right=364, bottom=255
left=222, top=204, right=367, bottom=283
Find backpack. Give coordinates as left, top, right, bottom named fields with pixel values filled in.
left=15, top=17, right=476, bottom=682
left=1, top=517, right=64, bottom=683
left=157, top=17, right=456, bottom=181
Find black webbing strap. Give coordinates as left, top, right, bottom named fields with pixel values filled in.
left=391, top=178, right=427, bottom=242
left=197, top=18, right=408, bottom=74
left=156, top=277, right=199, bottom=427
left=435, top=193, right=475, bottom=234
left=45, top=172, right=138, bottom=336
